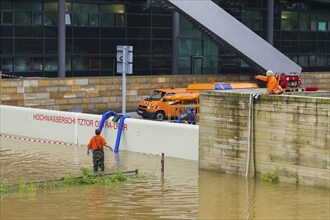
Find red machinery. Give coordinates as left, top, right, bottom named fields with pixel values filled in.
left=275, top=72, right=303, bottom=90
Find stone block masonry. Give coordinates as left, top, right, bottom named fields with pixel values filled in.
left=1, top=74, right=254, bottom=114
left=199, top=89, right=330, bottom=188
left=1, top=72, right=328, bottom=114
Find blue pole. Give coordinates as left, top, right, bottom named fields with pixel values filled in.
left=114, top=115, right=131, bottom=153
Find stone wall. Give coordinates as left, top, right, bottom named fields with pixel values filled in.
left=1, top=72, right=329, bottom=114
left=199, top=90, right=330, bottom=188
left=0, top=74, right=253, bottom=114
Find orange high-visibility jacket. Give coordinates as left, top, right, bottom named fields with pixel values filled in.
left=256, top=75, right=283, bottom=94
left=87, top=135, right=107, bottom=151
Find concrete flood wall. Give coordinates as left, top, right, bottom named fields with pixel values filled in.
left=199, top=90, right=330, bottom=188
left=0, top=105, right=199, bottom=161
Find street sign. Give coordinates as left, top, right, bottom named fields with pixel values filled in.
left=117, top=45, right=133, bottom=74
left=116, top=45, right=133, bottom=115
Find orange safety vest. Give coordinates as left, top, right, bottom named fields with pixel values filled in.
left=256, top=75, right=283, bottom=94
left=87, top=135, right=107, bottom=151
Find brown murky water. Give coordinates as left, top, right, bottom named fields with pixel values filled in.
left=1, top=136, right=329, bottom=220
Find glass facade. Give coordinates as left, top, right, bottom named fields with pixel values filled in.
left=0, top=0, right=329, bottom=77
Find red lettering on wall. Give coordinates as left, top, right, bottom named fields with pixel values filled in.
left=32, top=114, right=128, bottom=130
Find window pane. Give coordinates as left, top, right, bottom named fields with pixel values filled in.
left=72, top=57, right=88, bottom=70
left=101, top=27, right=125, bottom=38
left=300, top=13, right=310, bottom=31
left=15, top=11, right=31, bottom=25
left=66, top=39, right=72, bottom=53
left=15, top=39, right=43, bottom=54
left=73, top=13, right=88, bottom=26
left=116, top=14, right=125, bottom=27
left=0, top=39, right=13, bottom=54
left=317, top=56, right=327, bottom=66
left=65, top=13, right=71, bottom=25
left=0, top=26, right=13, bottom=37
left=152, top=15, right=172, bottom=28
left=299, top=55, right=308, bottom=67
left=44, top=12, right=58, bottom=26
left=44, top=2, right=58, bottom=11
left=127, top=39, right=151, bottom=55
left=73, top=39, right=100, bottom=53
left=101, top=14, right=115, bottom=27
left=90, top=14, right=99, bottom=26
left=14, top=58, right=31, bottom=71
left=281, top=41, right=299, bottom=53
left=45, top=27, right=57, bottom=37
left=101, top=39, right=125, bottom=53
left=73, top=3, right=98, bottom=13
left=127, top=27, right=151, bottom=38
left=65, top=3, right=72, bottom=12
left=101, top=4, right=125, bottom=13
left=100, top=58, right=113, bottom=70
left=15, top=2, right=42, bottom=11
left=127, top=14, right=151, bottom=27
left=89, top=58, right=100, bottom=70
left=152, top=28, right=171, bottom=38
left=73, top=27, right=100, bottom=38
left=45, top=58, right=58, bottom=71
left=180, top=39, right=202, bottom=56
left=180, top=16, right=201, bottom=37
left=45, top=39, right=58, bottom=53
left=310, top=21, right=317, bottom=31
left=281, top=19, right=291, bottom=31
left=204, top=40, right=218, bottom=56
left=3, top=11, right=13, bottom=24
left=300, top=41, right=316, bottom=53
left=1, top=58, right=13, bottom=72
left=152, top=40, right=171, bottom=55
left=310, top=55, right=316, bottom=67
left=15, top=26, right=43, bottom=37
left=34, top=12, right=43, bottom=25
left=0, top=1, right=12, bottom=10
left=318, top=22, right=326, bottom=31
left=32, top=58, right=43, bottom=71
left=66, top=57, right=71, bottom=70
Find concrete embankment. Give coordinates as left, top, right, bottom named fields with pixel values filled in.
left=199, top=89, right=330, bottom=188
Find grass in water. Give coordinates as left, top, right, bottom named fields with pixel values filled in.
left=261, top=172, right=279, bottom=183
left=0, top=167, right=149, bottom=196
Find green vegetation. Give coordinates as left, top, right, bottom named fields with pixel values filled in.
left=0, top=167, right=148, bottom=196
left=261, top=172, right=279, bottom=182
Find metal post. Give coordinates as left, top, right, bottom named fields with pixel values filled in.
left=161, top=153, right=165, bottom=173
left=267, top=0, right=274, bottom=45
left=172, top=12, right=179, bottom=74
left=58, top=0, right=66, bottom=77
left=122, top=46, right=127, bottom=115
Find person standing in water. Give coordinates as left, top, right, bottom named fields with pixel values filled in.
left=87, top=128, right=112, bottom=172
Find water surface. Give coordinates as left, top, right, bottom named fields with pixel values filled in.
left=0, top=136, right=329, bottom=219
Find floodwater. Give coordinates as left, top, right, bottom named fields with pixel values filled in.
left=0, top=136, right=329, bottom=220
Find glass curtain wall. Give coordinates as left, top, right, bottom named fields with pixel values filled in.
left=0, top=0, right=329, bottom=77
left=276, top=1, right=330, bottom=71
left=0, top=0, right=172, bottom=77
left=178, top=0, right=329, bottom=74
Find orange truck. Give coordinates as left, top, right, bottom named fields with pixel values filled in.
left=136, top=82, right=258, bottom=120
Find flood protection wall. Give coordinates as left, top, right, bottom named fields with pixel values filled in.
left=199, top=90, right=330, bottom=188
left=0, top=105, right=199, bottom=161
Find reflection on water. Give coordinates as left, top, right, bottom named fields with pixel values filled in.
left=1, top=136, right=329, bottom=219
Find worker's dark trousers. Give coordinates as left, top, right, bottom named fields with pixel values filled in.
left=93, top=148, right=105, bottom=172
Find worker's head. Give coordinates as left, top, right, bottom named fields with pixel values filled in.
left=266, top=70, right=273, bottom=77
left=95, top=128, right=101, bottom=135
left=191, top=108, right=195, bottom=112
